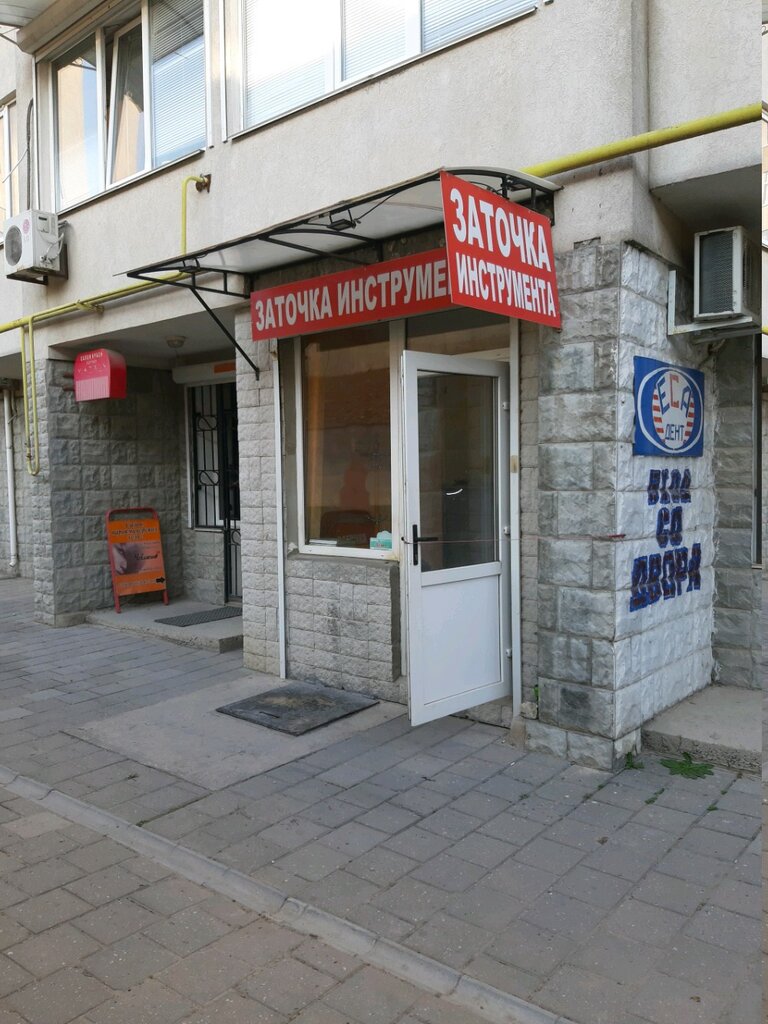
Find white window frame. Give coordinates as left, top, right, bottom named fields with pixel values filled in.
left=0, top=104, right=10, bottom=231
left=1, top=99, right=19, bottom=231
left=43, top=0, right=209, bottom=211
left=232, top=0, right=538, bottom=135
left=106, top=16, right=149, bottom=188
left=294, top=328, right=402, bottom=561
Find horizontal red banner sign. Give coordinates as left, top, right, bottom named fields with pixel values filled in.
left=251, top=249, right=453, bottom=341
left=440, top=171, right=561, bottom=328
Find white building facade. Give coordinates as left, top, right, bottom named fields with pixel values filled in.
left=0, top=0, right=761, bottom=768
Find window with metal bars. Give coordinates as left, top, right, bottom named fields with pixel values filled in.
left=190, top=384, right=224, bottom=529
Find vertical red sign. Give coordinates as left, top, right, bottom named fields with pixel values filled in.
left=440, top=171, right=561, bottom=328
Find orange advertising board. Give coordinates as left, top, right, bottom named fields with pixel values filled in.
left=106, top=508, right=169, bottom=612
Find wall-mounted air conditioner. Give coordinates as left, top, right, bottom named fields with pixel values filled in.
left=693, top=226, right=759, bottom=322
left=2, top=210, right=64, bottom=283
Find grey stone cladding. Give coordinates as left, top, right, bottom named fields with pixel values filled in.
left=763, top=392, right=767, bottom=585
left=711, top=340, right=761, bottom=689
left=284, top=556, right=404, bottom=703
left=31, top=361, right=183, bottom=625
left=236, top=337, right=281, bottom=676
left=528, top=240, right=759, bottom=767
left=519, top=320, right=539, bottom=709
left=0, top=384, right=34, bottom=578
left=235, top=238, right=760, bottom=768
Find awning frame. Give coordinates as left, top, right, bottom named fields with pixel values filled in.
left=125, top=166, right=561, bottom=378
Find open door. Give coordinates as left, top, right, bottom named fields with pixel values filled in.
left=403, top=350, right=510, bottom=725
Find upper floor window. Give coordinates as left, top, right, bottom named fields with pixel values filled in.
left=50, top=0, right=206, bottom=209
left=239, top=0, right=537, bottom=130
left=0, top=99, right=19, bottom=228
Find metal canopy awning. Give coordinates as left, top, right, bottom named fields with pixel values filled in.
left=0, top=0, right=54, bottom=28
left=126, top=166, right=560, bottom=376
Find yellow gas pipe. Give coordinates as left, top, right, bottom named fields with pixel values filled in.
left=0, top=105, right=760, bottom=475
left=7, top=174, right=209, bottom=474
left=523, top=104, right=759, bottom=178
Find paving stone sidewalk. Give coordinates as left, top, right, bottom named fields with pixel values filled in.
left=0, top=781, right=497, bottom=1024
left=0, top=579, right=762, bottom=1024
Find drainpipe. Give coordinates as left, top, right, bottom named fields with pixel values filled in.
left=2, top=388, right=18, bottom=570
left=272, top=346, right=287, bottom=679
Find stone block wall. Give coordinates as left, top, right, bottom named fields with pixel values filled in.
left=763, top=389, right=767, bottom=583
left=526, top=241, right=723, bottom=769
left=32, top=360, right=183, bottom=625
left=519, top=320, right=539, bottom=709
left=180, top=526, right=226, bottom=604
left=527, top=240, right=628, bottom=767
left=0, top=384, right=34, bottom=578
left=236, top=336, right=281, bottom=675
left=711, top=340, right=761, bottom=688
left=284, top=557, right=403, bottom=702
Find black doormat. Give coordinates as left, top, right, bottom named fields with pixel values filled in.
left=216, top=681, right=378, bottom=735
left=156, top=607, right=243, bottom=628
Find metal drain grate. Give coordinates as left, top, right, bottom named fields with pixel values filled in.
left=216, top=682, right=378, bottom=735
left=156, top=607, right=243, bottom=628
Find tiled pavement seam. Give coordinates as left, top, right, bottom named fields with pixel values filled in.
left=0, top=764, right=576, bottom=1024
left=0, top=581, right=763, bottom=1024
left=0, top=780, right=523, bottom=1024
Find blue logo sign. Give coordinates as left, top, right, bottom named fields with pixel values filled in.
left=633, top=357, right=704, bottom=457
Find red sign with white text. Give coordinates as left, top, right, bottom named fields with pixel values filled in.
left=251, top=249, right=453, bottom=341
left=74, top=348, right=127, bottom=401
left=440, top=171, right=561, bottom=328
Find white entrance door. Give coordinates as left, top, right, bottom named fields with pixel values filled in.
left=403, top=351, right=510, bottom=726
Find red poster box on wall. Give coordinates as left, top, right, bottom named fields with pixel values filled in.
left=74, top=348, right=127, bottom=401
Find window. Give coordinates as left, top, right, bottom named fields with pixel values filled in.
left=240, top=0, right=537, bottom=129
left=0, top=99, right=19, bottom=228
left=292, top=311, right=508, bottom=559
left=50, top=0, right=206, bottom=209
left=298, top=325, right=393, bottom=553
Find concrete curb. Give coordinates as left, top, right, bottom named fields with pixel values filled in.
left=0, top=764, right=579, bottom=1024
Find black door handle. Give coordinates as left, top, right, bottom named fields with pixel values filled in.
left=412, top=524, right=438, bottom=566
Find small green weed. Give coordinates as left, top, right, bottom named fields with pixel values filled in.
left=660, top=752, right=714, bottom=779
left=706, top=804, right=718, bottom=812
left=624, top=751, right=644, bottom=770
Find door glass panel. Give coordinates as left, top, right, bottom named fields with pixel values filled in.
left=417, top=371, right=496, bottom=572
left=407, top=308, right=508, bottom=355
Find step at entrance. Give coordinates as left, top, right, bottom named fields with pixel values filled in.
left=641, top=685, right=761, bottom=774
left=87, top=600, right=243, bottom=653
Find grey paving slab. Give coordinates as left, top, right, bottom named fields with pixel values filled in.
left=0, top=579, right=762, bottom=1024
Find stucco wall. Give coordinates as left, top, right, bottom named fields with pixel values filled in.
left=0, top=385, right=34, bottom=577
left=1, top=0, right=757, bottom=370
left=648, top=0, right=760, bottom=190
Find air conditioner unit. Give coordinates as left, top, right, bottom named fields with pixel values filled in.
left=693, top=226, right=759, bottom=322
left=2, top=210, right=62, bottom=282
